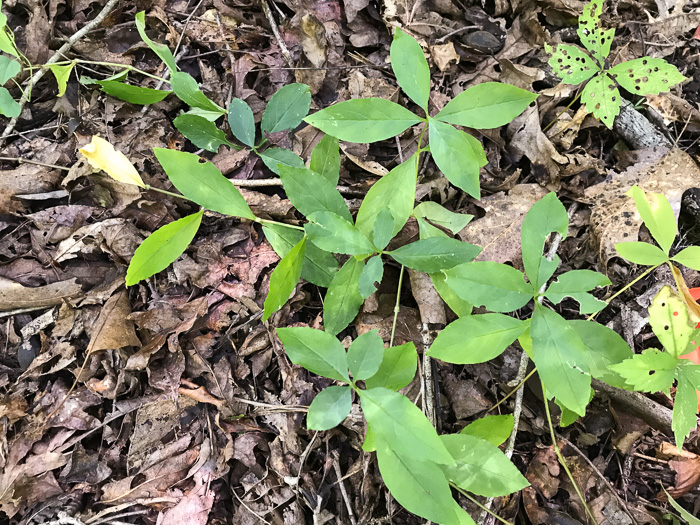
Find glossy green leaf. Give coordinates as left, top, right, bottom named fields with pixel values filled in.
left=126, top=210, right=202, bottom=286
left=428, top=118, right=487, bottom=199
left=359, top=387, right=454, bottom=465
left=531, top=305, right=591, bottom=416
left=544, top=270, right=610, bottom=314
left=460, top=415, right=514, bottom=446
left=324, top=257, right=365, bottom=335
left=435, top=82, right=538, bottom=129
left=356, top=154, right=417, bottom=243
left=442, top=261, right=532, bottom=313
left=276, top=326, right=350, bottom=382
left=227, top=98, right=256, bottom=147
left=278, top=164, right=351, bottom=221
left=135, top=12, right=177, bottom=72
left=307, top=385, right=352, bottom=430
left=626, top=185, right=677, bottom=254
left=521, top=192, right=568, bottom=292
left=304, top=98, right=422, bottom=143
left=97, top=81, right=171, bottom=105
left=0, top=86, right=20, bottom=117
left=581, top=73, right=621, bottom=129
left=413, top=201, right=473, bottom=235
left=430, top=272, right=473, bottom=317
left=672, top=362, right=700, bottom=450
left=262, top=224, right=338, bottom=287
left=48, top=63, right=74, bottom=97
left=170, top=71, right=225, bottom=118
left=347, top=329, right=384, bottom=380
left=306, top=212, right=375, bottom=255
left=261, top=83, right=311, bottom=133
left=440, top=434, right=529, bottom=497
left=649, top=286, right=695, bottom=359
left=359, top=255, right=383, bottom=298
left=173, top=114, right=231, bottom=152
left=259, top=147, right=305, bottom=174
left=615, top=241, right=668, bottom=266
left=608, top=349, right=677, bottom=393
left=364, top=342, right=417, bottom=391
left=0, top=55, right=20, bottom=84
left=609, top=58, right=685, bottom=97
left=672, top=246, right=700, bottom=271
left=263, top=237, right=306, bottom=321
left=390, top=28, right=430, bottom=109
left=545, top=43, right=599, bottom=84
left=154, top=148, right=255, bottom=220
left=375, top=440, right=457, bottom=524
left=428, top=314, right=527, bottom=364
left=664, top=488, right=700, bottom=525
left=310, top=134, right=340, bottom=185
left=387, top=238, right=481, bottom=273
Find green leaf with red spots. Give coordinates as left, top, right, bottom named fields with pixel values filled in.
left=649, top=286, right=695, bottom=359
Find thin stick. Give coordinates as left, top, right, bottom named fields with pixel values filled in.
left=0, top=156, right=70, bottom=170
left=260, top=0, right=293, bottom=67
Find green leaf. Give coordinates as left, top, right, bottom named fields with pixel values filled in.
left=307, top=385, right=352, bottom=430
left=359, top=255, right=383, bottom=298
left=544, top=270, right=610, bottom=314
left=263, top=237, right=306, bottom=322
left=387, top=238, right=481, bottom=274
left=413, top=201, right=473, bottom=235
left=310, top=134, right=340, bottom=185
left=48, top=63, right=74, bottom=97
left=365, top=342, right=417, bottom=390
left=431, top=272, right=473, bottom=317
left=521, top=192, right=568, bottom=292
left=0, top=15, right=18, bottom=57
left=418, top=217, right=450, bottom=239
left=626, top=185, right=677, bottom=254
left=581, top=73, right=620, bottom=129
left=546, top=43, right=600, bottom=84
left=276, top=326, right=350, bottom=382
left=258, top=147, right=305, bottom=174
left=359, top=387, right=455, bottom=465
left=278, top=164, right=351, bottom=221
left=0, top=55, right=20, bottom=84
left=306, top=212, right=375, bottom=255
left=672, top=246, right=700, bottom=271
left=261, top=83, right=311, bottom=134
left=227, top=98, right=256, bottom=147
left=372, top=209, right=395, bottom=250
left=649, top=286, right=695, bottom=358
left=304, top=98, right=422, bottom=143
left=567, top=320, right=633, bottom=389
left=531, top=305, right=591, bottom=416
left=173, top=114, right=232, bottom=153
left=576, top=0, right=611, bottom=64
left=375, top=441, right=457, bottom=524
left=434, top=82, right=538, bottom=129
left=135, top=12, right=177, bottom=72
left=460, top=415, right=514, bottom=446
left=324, top=257, right=365, bottom=335
left=672, top=362, right=700, bottom=449
left=153, top=148, right=255, bottom=220
left=97, top=81, right=171, bottom=105
left=126, top=210, right=203, bottom=286
left=615, top=241, right=669, bottom=266
left=428, top=118, right=487, bottom=199
left=263, top=224, right=338, bottom=287
left=0, top=86, right=20, bottom=118
left=170, top=72, right=225, bottom=118
left=347, top=329, right=384, bottom=380
left=390, top=28, right=430, bottom=109
left=356, top=154, right=417, bottom=243
left=440, top=434, right=530, bottom=497
left=428, top=314, right=526, bottom=364
left=609, top=58, right=686, bottom=97
left=608, top=349, right=677, bottom=392
left=442, top=261, right=532, bottom=313
left=664, top=488, right=700, bottom=525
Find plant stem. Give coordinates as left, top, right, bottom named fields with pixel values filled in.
left=144, top=184, right=191, bottom=201
left=47, top=59, right=168, bottom=83
left=487, top=367, right=537, bottom=413
left=257, top=217, right=305, bottom=231
left=451, top=486, right=514, bottom=525
left=586, top=263, right=660, bottom=321
left=542, top=89, right=584, bottom=133
left=389, top=265, right=405, bottom=348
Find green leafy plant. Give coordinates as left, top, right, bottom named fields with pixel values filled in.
left=546, top=0, right=685, bottom=128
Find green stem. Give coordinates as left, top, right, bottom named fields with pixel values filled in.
left=586, top=263, right=661, bottom=322
left=542, top=381, right=600, bottom=525
left=389, top=265, right=405, bottom=348
left=451, top=486, right=514, bottom=525
left=487, top=367, right=538, bottom=413
left=144, top=184, right=191, bottom=201
left=257, top=217, right=305, bottom=231
left=46, top=59, right=168, bottom=83
left=542, top=89, right=584, bottom=133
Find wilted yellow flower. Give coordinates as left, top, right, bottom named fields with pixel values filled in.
left=79, top=136, right=145, bottom=188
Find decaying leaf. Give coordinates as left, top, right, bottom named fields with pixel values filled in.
left=79, top=136, right=146, bottom=188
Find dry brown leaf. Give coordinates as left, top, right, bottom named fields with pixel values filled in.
left=87, top=291, right=141, bottom=354
left=0, top=277, right=83, bottom=311
left=664, top=457, right=700, bottom=498
left=407, top=269, right=446, bottom=324
left=430, top=42, right=460, bottom=72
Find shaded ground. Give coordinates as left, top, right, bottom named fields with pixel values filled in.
left=2, top=0, right=700, bottom=523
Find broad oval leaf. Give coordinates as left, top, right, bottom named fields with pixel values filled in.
left=324, top=257, right=365, bottom=335
left=0, top=55, right=20, bottom=84
left=126, top=210, right=202, bottom=286
left=615, top=241, right=668, bottom=266
left=626, top=185, right=677, bottom=254
left=276, top=326, right=350, bottom=382
left=154, top=148, right=255, bottom=220
left=413, top=201, right=473, bottom=235
left=390, top=28, right=430, bottom=109
left=428, top=314, right=527, bottom=364
left=567, top=320, right=633, bottom=388
left=672, top=246, right=700, bottom=271
left=347, top=329, right=384, bottom=380
left=304, top=98, right=422, bottom=143
left=97, top=80, right=171, bottom=105
left=173, top=114, right=231, bottom=152
left=227, top=98, right=256, bottom=147
left=581, top=73, right=620, bottom=129
left=460, top=414, right=514, bottom=446
left=544, top=270, right=611, bottom=314
left=306, top=212, right=375, bottom=255
left=48, top=63, right=74, bottom=97
left=278, top=164, right=351, bottom=221
left=307, top=385, right=352, bottom=430
left=310, top=134, right=341, bottom=185
left=365, top=342, right=417, bottom=391
left=431, top=271, right=473, bottom=317
left=387, top=238, right=481, bottom=273
left=609, top=57, right=685, bottom=97
left=259, top=147, right=305, bottom=174
left=545, top=43, right=599, bottom=84
left=0, top=87, right=20, bottom=117
left=261, top=83, right=311, bottom=133
left=263, top=237, right=306, bottom=321
left=135, top=12, right=177, bottom=72
left=359, top=255, right=383, bottom=298
left=170, top=71, right=225, bottom=118
left=435, top=82, right=538, bottom=129
left=649, top=286, right=695, bottom=359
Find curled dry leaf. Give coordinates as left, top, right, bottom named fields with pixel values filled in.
left=79, top=136, right=146, bottom=188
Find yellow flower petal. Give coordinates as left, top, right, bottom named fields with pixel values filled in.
left=79, top=136, right=145, bottom=188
